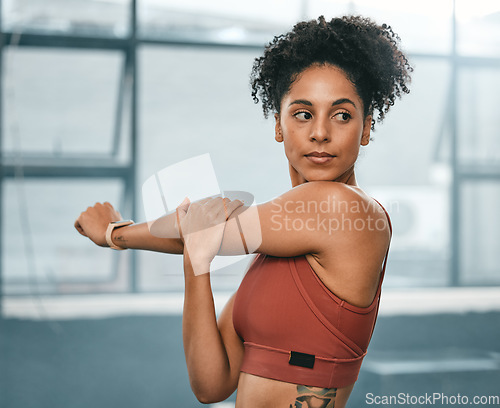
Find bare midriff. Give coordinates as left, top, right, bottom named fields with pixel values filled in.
left=235, top=372, right=354, bottom=408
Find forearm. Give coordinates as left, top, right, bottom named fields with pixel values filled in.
left=182, top=252, right=235, bottom=403
left=111, top=202, right=257, bottom=256
left=108, top=207, right=246, bottom=256
left=111, top=222, right=184, bottom=254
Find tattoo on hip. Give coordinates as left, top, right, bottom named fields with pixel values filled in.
left=289, top=385, right=337, bottom=408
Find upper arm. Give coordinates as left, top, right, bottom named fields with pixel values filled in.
left=219, top=181, right=377, bottom=258
left=216, top=292, right=244, bottom=395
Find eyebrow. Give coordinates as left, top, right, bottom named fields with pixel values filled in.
left=288, top=98, right=357, bottom=109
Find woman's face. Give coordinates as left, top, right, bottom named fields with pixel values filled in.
left=275, top=64, right=372, bottom=186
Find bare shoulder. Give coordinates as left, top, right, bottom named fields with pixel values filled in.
left=224, top=181, right=389, bottom=259
left=297, top=183, right=391, bottom=307
left=284, top=181, right=391, bottom=242
left=285, top=181, right=386, bottom=215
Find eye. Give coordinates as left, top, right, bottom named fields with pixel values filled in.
left=294, top=111, right=312, bottom=121
left=334, top=111, right=351, bottom=122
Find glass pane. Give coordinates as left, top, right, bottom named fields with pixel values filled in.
left=357, top=58, right=452, bottom=186
left=327, top=0, right=453, bottom=55
left=138, top=48, right=456, bottom=290
left=138, top=45, right=285, bottom=203
left=461, top=182, right=500, bottom=285
left=138, top=0, right=455, bottom=53
left=2, top=179, right=128, bottom=295
left=138, top=0, right=302, bottom=44
left=357, top=58, right=452, bottom=287
left=456, top=0, right=500, bottom=57
left=137, top=45, right=286, bottom=291
left=2, top=0, right=131, bottom=37
left=138, top=250, right=253, bottom=293
left=3, top=47, right=124, bottom=157
left=457, top=66, right=500, bottom=164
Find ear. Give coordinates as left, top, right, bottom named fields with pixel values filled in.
left=361, top=115, right=372, bottom=146
left=274, top=113, right=283, bottom=143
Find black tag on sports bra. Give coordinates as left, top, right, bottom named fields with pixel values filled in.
left=289, top=351, right=315, bottom=369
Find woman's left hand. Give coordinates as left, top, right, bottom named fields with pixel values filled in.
left=176, top=196, right=243, bottom=275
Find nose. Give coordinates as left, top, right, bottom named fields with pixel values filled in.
left=309, top=117, right=330, bottom=143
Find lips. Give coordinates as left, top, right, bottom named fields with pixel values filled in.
left=305, top=151, right=335, bottom=164
left=305, top=151, right=334, bottom=158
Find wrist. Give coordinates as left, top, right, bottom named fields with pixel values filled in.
left=106, top=220, right=134, bottom=250
left=183, top=248, right=211, bottom=276
left=110, top=227, right=129, bottom=249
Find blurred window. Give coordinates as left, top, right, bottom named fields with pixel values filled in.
left=2, top=0, right=500, bottom=295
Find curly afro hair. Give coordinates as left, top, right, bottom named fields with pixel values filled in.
left=250, top=15, right=413, bottom=129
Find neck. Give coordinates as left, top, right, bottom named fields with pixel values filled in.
left=288, top=163, right=359, bottom=188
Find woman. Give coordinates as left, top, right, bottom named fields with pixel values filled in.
left=75, top=15, right=412, bottom=408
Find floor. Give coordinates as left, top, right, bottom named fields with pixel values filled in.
left=2, top=289, right=500, bottom=408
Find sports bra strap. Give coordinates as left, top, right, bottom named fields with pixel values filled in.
left=372, top=198, right=392, bottom=236
left=371, top=198, right=392, bottom=290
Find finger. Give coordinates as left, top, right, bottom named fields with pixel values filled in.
left=204, top=197, right=229, bottom=220
left=176, top=203, right=189, bottom=221
left=102, top=202, right=122, bottom=220
left=175, top=197, right=190, bottom=240
left=175, top=208, right=184, bottom=241
left=177, top=197, right=191, bottom=214
left=212, top=198, right=240, bottom=221
left=93, top=202, right=103, bottom=211
left=196, top=196, right=218, bottom=206
left=223, top=197, right=229, bottom=220
left=74, top=218, right=88, bottom=237
left=203, top=196, right=227, bottom=210
left=224, top=199, right=244, bottom=218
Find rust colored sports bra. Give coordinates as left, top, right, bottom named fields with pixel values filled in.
left=232, top=202, right=391, bottom=389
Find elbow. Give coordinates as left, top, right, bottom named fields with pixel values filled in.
left=193, top=387, right=214, bottom=405
left=193, top=390, right=227, bottom=405
left=195, top=394, right=217, bottom=405
left=191, top=381, right=233, bottom=405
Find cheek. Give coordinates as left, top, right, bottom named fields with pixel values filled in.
left=342, top=124, right=364, bottom=145
left=283, top=135, right=304, bottom=158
